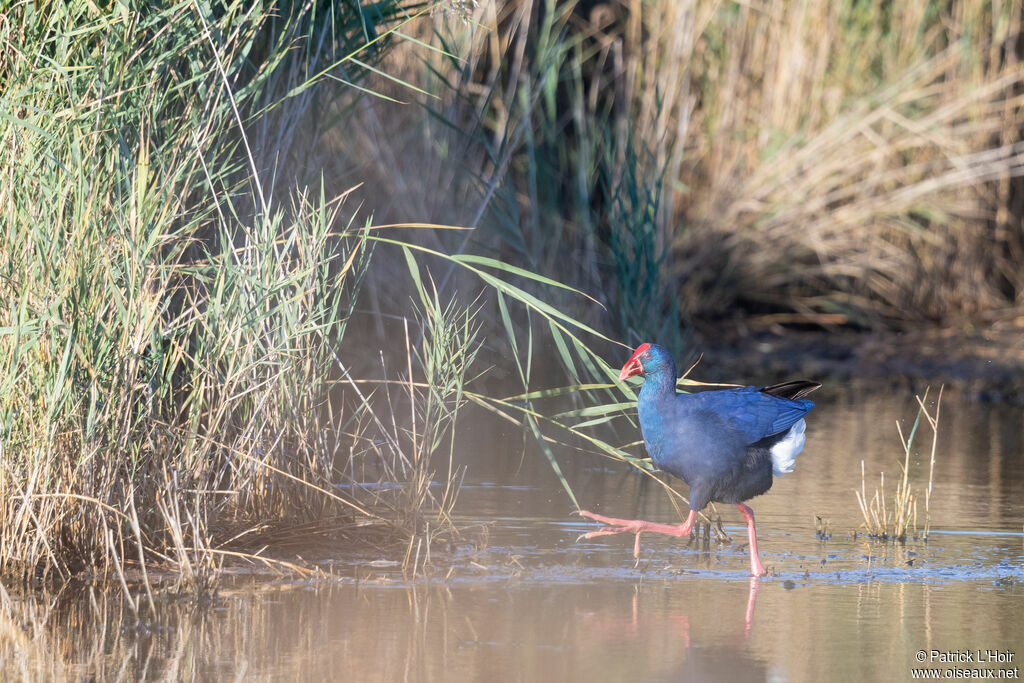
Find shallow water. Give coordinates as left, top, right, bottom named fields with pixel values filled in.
left=2, top=389, right=1023, bottom=681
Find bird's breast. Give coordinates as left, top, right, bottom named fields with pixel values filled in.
left=637, top=399, right=683, bottom=469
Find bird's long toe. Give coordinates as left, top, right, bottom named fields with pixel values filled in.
left=579, top=524, right=641, bottom=539
left=577, top=510, right=641, bottom=527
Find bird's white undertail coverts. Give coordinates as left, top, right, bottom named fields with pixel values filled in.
left=770, top=418, right=806, bottom=476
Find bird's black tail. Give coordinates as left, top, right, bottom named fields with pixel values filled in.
left=760, top=380, right=821, bottom=400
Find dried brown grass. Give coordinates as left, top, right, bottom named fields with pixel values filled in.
left=856, top=387, right=943, bottom=541
left=334, top=1, right=1024, bottom=335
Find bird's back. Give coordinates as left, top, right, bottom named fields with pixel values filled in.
left=685, top=385, right=815, bottom=444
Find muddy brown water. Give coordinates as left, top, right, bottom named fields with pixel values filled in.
left=2, top=389, right=1022, bottom=681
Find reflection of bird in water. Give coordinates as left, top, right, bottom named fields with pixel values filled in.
left=580, top=590, right=692, bottom=648
left=580, top=343, right=819, bottom=576
left=580, top=578, right=769, bottom=680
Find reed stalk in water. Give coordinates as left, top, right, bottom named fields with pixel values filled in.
left=856, top=388, right=943, bottom=541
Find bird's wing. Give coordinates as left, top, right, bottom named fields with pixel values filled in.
left=684, top=387, right=813, bottom=444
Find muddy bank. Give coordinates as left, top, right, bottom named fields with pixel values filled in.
left=695, top=319, right=1024, bottom=402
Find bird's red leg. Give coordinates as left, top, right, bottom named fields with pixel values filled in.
left=736, top=503, right=767, bottom=576
left=578, top=509, right=697, bottom=558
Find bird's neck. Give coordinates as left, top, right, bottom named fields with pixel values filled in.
left=639, top=370, right=677, bottom=404
left=637, top=371, right=678, bottom=463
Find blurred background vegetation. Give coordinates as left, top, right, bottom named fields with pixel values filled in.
left=1, top=0, right=1022, bottom=582
left=344, top=0, right=1024, bottom=352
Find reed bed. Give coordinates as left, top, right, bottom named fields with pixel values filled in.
left=0, top=0, right=640, bottom=586
left=0, top=0, right=495, bottom=585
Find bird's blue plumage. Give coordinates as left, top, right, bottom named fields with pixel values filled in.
left=626, top=344, right=818, bottom=511
left=687, top=387, right=813, bottom=443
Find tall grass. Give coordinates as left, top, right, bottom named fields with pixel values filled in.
left=0, top=0, right=482, bottom=583
left=0, top=0, right=649, bottom=584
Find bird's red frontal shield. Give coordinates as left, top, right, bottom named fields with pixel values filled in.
left=618, top=343, right=650, bottom=381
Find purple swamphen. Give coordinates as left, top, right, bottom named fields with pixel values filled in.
left=580, top=343, right=820, bottom=576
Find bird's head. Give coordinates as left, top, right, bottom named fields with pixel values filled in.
left=618, top=343, right=674, bottom=381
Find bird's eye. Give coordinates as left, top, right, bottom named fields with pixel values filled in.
left=643, top=351, right=652, bottom=360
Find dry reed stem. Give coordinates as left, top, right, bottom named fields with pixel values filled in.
left=856, top=387, right=943, bottom=541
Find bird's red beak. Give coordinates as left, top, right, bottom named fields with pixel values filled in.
left=618, top=343, right=650, bottom=381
